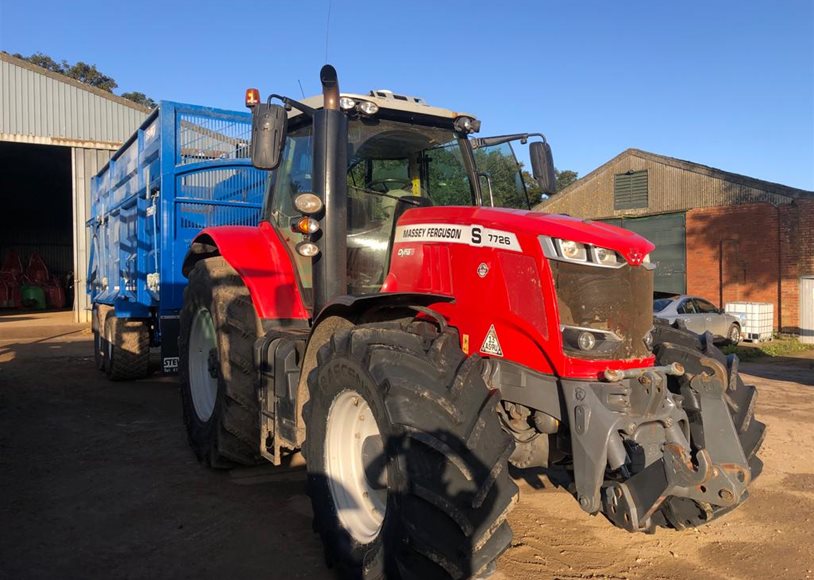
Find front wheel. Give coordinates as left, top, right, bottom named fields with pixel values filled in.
left=727, top=324, right=741, bottom=345
left=305, top=321, right=518, bottom=579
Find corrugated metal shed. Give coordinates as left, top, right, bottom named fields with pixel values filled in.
left=1, top=52, right=149, bottom=322
left=0, top=52, right=149, bottom=149
left=536, top=148, right=813, bottom=219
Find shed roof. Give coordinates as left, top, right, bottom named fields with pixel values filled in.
left=0, top=52, right=150, bottom=149
left=534, top=148, right=814, bottom=217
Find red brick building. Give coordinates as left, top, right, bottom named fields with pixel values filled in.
left=536, top=149, right=814, bottom=333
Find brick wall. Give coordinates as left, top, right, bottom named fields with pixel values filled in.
left=780, top=198, right=814, bottom=332
left=686, top=200, right=814, bottom=332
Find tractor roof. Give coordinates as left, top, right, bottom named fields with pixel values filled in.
left=293, top=91, right=477, bottom=123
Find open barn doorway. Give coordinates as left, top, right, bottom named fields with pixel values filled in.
left=0, top=141, right=73, bottom=313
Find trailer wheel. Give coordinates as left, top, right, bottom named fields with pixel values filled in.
left=651, top=320, right=765, bottom=529
left=179, top=257, right=262, bottom=468
left=305, top=321, right=518, bottom=579
left=92, top=305, right=112, bottom=371
left=103, top=316, right=150, bottom=381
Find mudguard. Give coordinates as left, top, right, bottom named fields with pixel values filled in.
left=183, top=221, right=310, bottom=322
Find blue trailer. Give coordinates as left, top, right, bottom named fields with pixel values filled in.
left=87, top=101, right=266, bottom=379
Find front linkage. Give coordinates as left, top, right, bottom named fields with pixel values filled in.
left=562, top=326, right=763, bottom=532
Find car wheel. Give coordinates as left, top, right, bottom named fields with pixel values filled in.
left=727, top=324, right=741, bottom=345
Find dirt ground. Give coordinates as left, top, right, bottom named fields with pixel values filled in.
left=1, top=317, right=813, bottom=579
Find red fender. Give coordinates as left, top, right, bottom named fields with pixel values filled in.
left=184, top=221, right=310, bottom=322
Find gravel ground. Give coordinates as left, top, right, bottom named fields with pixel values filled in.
left=1, top=325, right=812, bottom=579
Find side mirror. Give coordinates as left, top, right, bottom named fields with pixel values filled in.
left=250, top=103, right=288, bottom=170
left=530, top=141, right=557, bottom=195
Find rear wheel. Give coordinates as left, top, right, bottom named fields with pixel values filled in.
left=305, top=321, right=518, bottom=579
left=91, top=305, right=108, bottom=371
left=179, top=257, right=262, bottom=468
left=652, top=320, right=765, bottom=528
left=103, top=316, right=150, bottom=381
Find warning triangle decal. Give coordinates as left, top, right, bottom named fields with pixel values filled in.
left=480, top=324, right=504, bottom=357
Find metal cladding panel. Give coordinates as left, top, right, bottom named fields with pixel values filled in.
left=538, top=149, right=807, bottom=219
left=802, top=277, right=814, bottom=344
left=72, top=147, right=114, bottom=322
left=0, top=54, right=148, bottom=146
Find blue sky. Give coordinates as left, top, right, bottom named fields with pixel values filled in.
left=1, top=0, right=812, bottom=189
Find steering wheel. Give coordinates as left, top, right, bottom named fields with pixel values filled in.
left=367, top=178, right=413, bottom=193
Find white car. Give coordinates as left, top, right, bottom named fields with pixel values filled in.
left=654, top=295, right=742, bottom=344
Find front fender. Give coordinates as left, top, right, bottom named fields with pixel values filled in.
left=183, top=221, right=310, bottom=322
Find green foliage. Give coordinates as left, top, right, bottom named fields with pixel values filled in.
left=120, top=91, right=157, bottom=109
left=721, top=338, right=814, bottom=360
left=556, top=169, right=579, bottom=191
left=12, top=51, right=155, bottom=108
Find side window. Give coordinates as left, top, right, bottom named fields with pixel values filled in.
left=473, top=142, right=529, bottom=209
left=695, top=299, right=719, bottom=314
left=267, top=126, right=314, bottom=290
left=423, top=143, right=473, bottom=205
left=678, top=300, right=696, bottom=314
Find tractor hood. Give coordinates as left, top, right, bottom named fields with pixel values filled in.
left=397, top=206, right=655, bottom=267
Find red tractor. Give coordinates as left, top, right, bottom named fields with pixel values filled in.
left=179, top=66, right=764, bottom=579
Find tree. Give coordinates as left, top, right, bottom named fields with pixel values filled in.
left=555, top=169, right=579, bottom=191
left=120, top=92, right=157, bottom=109
left=10, top=51, right=154, bottom=108
left=63, top=61, right=117, bottom=91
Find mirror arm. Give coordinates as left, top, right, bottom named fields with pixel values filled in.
left=268, top=94, right=317, bottom=117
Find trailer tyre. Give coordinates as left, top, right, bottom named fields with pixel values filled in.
left=179, top=257, right=262, bottom=468
left=652, top=320, right=765, bottom=529
left=103, top=316, right=150, bottom=381
left=92, top=305, right=111, bottom=371
left=305, top=321, right=518, bottom=579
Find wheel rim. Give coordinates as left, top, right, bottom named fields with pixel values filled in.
left=325, top=389, right=387, bottom=544
left=731, top=326, right=740, bottom=342
left=189, top=307, right=219, bottom=422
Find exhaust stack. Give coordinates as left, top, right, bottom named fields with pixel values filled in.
left=311, top=64, right=348, bottom=315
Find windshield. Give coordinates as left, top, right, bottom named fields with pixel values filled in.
left=653, top=298, right=673, bottom=312
left=264, top=116, right=478, bottom=294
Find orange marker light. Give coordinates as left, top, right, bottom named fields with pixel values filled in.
left=296, top=217, right=320, bottom=235
left=245, top=88, right=260, bottom=108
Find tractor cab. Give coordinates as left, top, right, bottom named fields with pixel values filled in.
left=248, top=77, right=555, bottom=304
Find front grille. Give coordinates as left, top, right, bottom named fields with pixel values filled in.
left=551, top=261, right=653, bottom=360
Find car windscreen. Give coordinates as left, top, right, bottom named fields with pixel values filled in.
left=653, top=298, right=673, bottom=313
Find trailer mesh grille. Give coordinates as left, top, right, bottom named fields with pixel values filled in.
left=178, top=113, right=251, bottom=164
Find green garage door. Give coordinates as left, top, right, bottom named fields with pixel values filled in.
left=601, top=213, right=686, bottom=295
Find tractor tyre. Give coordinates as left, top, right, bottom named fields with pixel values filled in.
left=651, top=319, right=766, bottom=529
left=304, top=321, right=518, bottom=580
left=179, top=257, right=262, bottom=468
left=103, top=315, right=150, bottom=381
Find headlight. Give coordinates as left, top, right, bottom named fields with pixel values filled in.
left=558, top=239, right=587, bottom=261
left=356, top=100, right=379, bottom=116
left=561, top=325, right=622, bottom=356
left=540, top=236, right=626, bottom=268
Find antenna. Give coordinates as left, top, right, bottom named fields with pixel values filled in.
left=324, top=0, right=332, bottom=63
left=297, top=79, right=306, bottom=98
